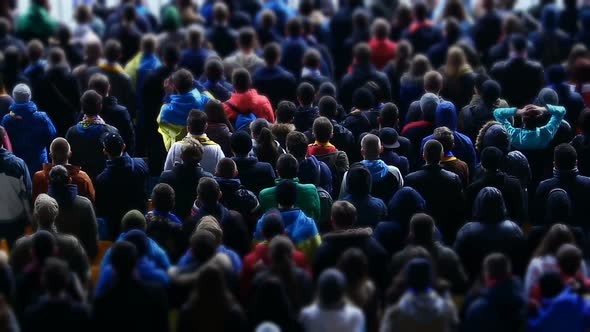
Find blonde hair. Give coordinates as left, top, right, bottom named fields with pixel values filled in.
left=445, top=46, right=472, bottom=77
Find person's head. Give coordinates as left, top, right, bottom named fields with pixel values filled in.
left=276, top=179, right=297, bottom=209
left=395, top=40, right=413, bottom=67
left=275, top=101, right=296, bottom=124
left=535, top=224, right=575, bottom=257
left=102, top=132, right=126, bottom=158
left=88, top=73, right=110, bottom=97
left=81, top=90, right=102, bottom=116
left=476, top=121, right=511, bottom=154
left=405, top=258, right=433, bottom=292
left=230, top=130, right=253, bottom=157
left=123, top=229, right=149, bottom=258
left=84, top=40, right=103, bottom=64
left=318, top=82, right=337, bottom=100
left=331, top=200, right=358, bottom=229
left=215, top=157, right=237, bottom=179
left=48, top=137, right=71, bottom=165
left=263, top=42, right=281, bottom=66
left=353, top=43, right=371, bottom=65
left=480, top=80, right=501, bottom=106
left=285, top=131, right=308, bottom=160
left=232, top=68, right=251, bottom=93
left=297, top=82, right=315, bottom=106
left=34, top=194, right=59, bottom=231
left=187, top=109, right=207, bottom=135
left=433, top=126, right=454, bottom=155
left=423, top=139, right=443, bottom=165
left=557, top=243, right=583, bottom=276
left=32, top=230, right=56, bottom=264
left=49, top=165, right=70, bottom=187
left=12, top=83, right=31, bottom=104
left=268, top=235, right=295, bottom=270
left=110, top=240, right=138, bottom=279
left=42, top=258, right=69, bottom=297
left=27, top=39, right=44, bottom=62
left=443, top=17, right=461, bottom=42
left=140, top=34, right=157, bottom=55
left=545, top=188, right=572, bottom=225
left=180, top=139, right=204, bottom=165
left=480, top=146, right=503, bottom=172
left=204, top=59, right=223, bottom=82
left=196, top=216, right=223, bottom=246
left=122, top=3, right=137, bottom=23
left=151, top=183, right=175, bottom=213
left=285, top=16, right=303, bottom=37
left=360, top=133, right=382, bottom=160
left=187, top=25, right=204, bottom=49
left=409, top=213, right=436, bottom=246
left=121, top=210, right=146, bottom=233
left=197, top=177, right=222, bottom=207
left=237, top=27, right=257, bottom=51
left=213, top=2, right=229, bottom=24
left=318, top=96, right=338, bottom=120
left=535, top=88, right=559, bottom=110
left=473, top=187, right=507, bottom=224
left=172, top=68, right=194, bottom=94
left=546, top=64, right=567, bottom=86
left=554, top=143, right=577, bottom=170
left=483, top=253, right=511, bottom=283
left=419, top=93, right=439, bottom=122
left=445, top=46, right=470, bottom=75
left=276, top=154, right=298, bottom=179
left=317, top=269, right=346, bottom=309
left=259, top=9, right=276, bottom=30
left=190, top=230, right=218, bottom=262
left=424, top=71, right=443, bottom=94
left=47, top=47, right=66, bottom=68
left=203, top=100, right=227, bottom=125
left=303, top=49, right=321, bottom=69
left=104, top=39, right=122, bottom=63
left=337, top=248, right=368, bottom=287
left=413, top=0, right=429, bottom=21
left=371, top=18, right=390, bottom=40
left=346, top=164, right=372, bottom=197
left=352, top=87, right=374, bottom=111
left=509, top=34, right=527, bottom=57
left=250, top=118, right=271, bottom=140
left=261, top=209, right=285, bottom=240
left=379, top=102, right=400, bottom=128
left=311, top=116, right=333, bottom=144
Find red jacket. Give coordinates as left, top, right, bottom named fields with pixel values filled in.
left=368, top=38, right=397, bottom=70
left=223, top=89, right=275, bottom=123
left=240, top=242, right=310, bottom=300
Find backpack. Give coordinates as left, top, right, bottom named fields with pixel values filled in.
left=225, top=101, right=256, bottom=132
left=314, top=162, right=333, bottom=231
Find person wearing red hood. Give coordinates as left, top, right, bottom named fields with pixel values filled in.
left=368, top=18, right=397, bottom=70
left=223, top=68, right=274, bottom=131
left=401, top=1, right=442, bottom=54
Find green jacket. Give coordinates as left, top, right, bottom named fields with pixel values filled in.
left=259, top=178, right=321, bottom=222
left=493, top=104, right=566, bottom=150
left=16, top=3, right=58, bottom=42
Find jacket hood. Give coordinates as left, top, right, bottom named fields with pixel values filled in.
left=435, top=101, right=458, bottom=131
left=106, top=154, right=136, bottom=172
left=280, top=209, right=309, bottom=227
left=48, top=184, right=78, bottom=206
left=298, top=155, right=321, bottom=186
left=542, top=4, right=560, bottom=31
left=233, top=156, right=259, bottom=168
left=387, top=187, right=426, bottom=227
left=545, top=188, right=572, bottom=224
left=323, top=227, right=372, bottom=242
left=397, top=291, right=449, bottom=322
left=481, top=124, right=510, bottom=154
left=473, top=187, right=508, bottom=224
left=9, top=101, right=37, bottom=117
left=169, top=89, right=204, bottom=110
left=361, top=159, right=390, bottom=181
left=215, top=176, right=241, bottom=191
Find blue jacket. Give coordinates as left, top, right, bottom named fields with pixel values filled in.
left=100, top=231, right=171, bottom=272
left=95, top=256, right=169, bottom=296
left=494, top=104, right=566, bottom=150
left=380, top=149, right=409, bottom=176
left=177, top=245, right=242, bottom=274
left=179, top=47, right=214, bottom=78
left=259, top=0, right=295, bottom=35
left=252, top=65, right=297, bottom=107
left=159, top=89, right=210, bottom=126
left=528, top=288, right=590, bottom=332
left=280, top=37, right=308, bottom=78
left=298, top=155, right=333, bottom=193
left=420, top=101, right=476, bottom=173
left=342, top=193, right=388, bottom=228
left=294, top=106, right=319, bottom=132
left=1, top=101, right=56, bottom=174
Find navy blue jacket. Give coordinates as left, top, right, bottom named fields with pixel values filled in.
left=298, top=155, right=333, bottom=194
left=65, top=121, right=119, bottom=180
left=252, top=65, right=297, bottom=107
left=342, top=194, right=387, bottom=228
left=179, top=47, right=215, bottom=78
left=101, top=96, right=135, bottom=156
left=280, top=37, right=309, bottom=78
left=294, top=106, right=319, bottom=133
left=232, top=156, right=276, bottom=195
left=339, top=64, right=391, bottom=111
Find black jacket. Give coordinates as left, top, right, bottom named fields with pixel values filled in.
left=232, top=157, right=276, bottom=195
left=206, top=25, right=238, bottom=58
left=100, top=96, right=135, bottom=155
left=571, top=134, right=590, bottom=177
left=490, top=57, right=544, bottom=108
left=404, top=164, right=465, bottom=243
left=159, top=163, right=213, bottom=221
left=314, top=228, right=388, bottom=289
left=23, top=297, right=90, bottom=332
left=294, top=106, right=319, bottom=133
left=472, top=10, right=503, bottom=58
left=86, top=65, right=136, bottom=120
left=339, top=64, right=391, bottom=111
left=252, top=65, right=297, bottom=108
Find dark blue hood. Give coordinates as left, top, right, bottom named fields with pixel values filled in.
left=48, top=184, right=78, bottom=206
left=435, top=101, right=458, bottom=131
left=542, top=4, right=560, bottom=31
left=387, top=187, right=426, bottom=227
left=298, top=155, right=320, bottom=185
left=9, top=101, right=37, bottom=117
left=106, top=153, right=136, bottom=172
left=473, top=187, right=507, bottom=223
left=545, top=188, right=572, bottom=224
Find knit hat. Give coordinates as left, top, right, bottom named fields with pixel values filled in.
left=121, top=210, right=146, bottom=232
left=419, top=93, right=439, bottom=121
left=318, top=268, right=346, bottom=307
left=34, top=193, right=59, bottom=223
left=480, top=146, right=504, bottom=171
left=405, top=258, right=432, bottom=292
left=482, top=124, right=510, bottom=153
left=12, top=83, right=31, bottom=103
left=255, top=322, right=281, bottom=332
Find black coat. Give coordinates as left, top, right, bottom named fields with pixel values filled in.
left=339, top=64, right=391, bottom=111
left=86, top=66, right=136, bottom=120
left=206, top=25, right=238, bottom=58
left=472, top=10, right=503, bottom=59
left=252, top=65, right=297, bottom=108
left=232, top=157, right=276, bottom=195
left=23, top=297, right=90, bottom=332
left=100, top=96, right=135, bottom=156
left=490, top=57, right=544, bottom=108
left=405, top=164, right=465, bottom=243
left=159, top=163, right=213, bottom=221
left=571, top=134, right=590, bottom=177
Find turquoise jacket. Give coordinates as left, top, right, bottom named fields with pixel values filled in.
left=493, top=105, right=566, bottom=150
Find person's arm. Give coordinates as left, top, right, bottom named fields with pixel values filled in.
left=163, top=143, right=179, bottom=171
left=539, top=104, right=566, bottom=139
left=493, top=107, right=519, bottom=137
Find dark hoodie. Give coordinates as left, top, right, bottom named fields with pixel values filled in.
left=546, top=65, right=586, bottom=129
left=95, top=153, right=148, bottom=239
left=373, top=187, right=426, bottom=256
left=529, top=5, right=573, bottom=66
left=232, top=156, right=276, bottom=195
left=159, top=162, right=213, bottom=221
left=252, top=65, right=297, bottom=107
left=214, top=176, right=259, bottom=220
left=462, top=277, right=526, bottom=332
left=294, top=105, right=319, bottom=133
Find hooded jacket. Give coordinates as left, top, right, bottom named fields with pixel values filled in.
left=401, top=20, right=443, bottom=54
left=159, top=162, right=212, bottom=221
left=342, top=194, right=387, bottom=228
left=294, top=106, right=319, bottom=133
left=101, top=96, right=135, bottom=155
left=232, top=156, right=276, bottom=195
left=158, top=89, right=211, bottom=150
left=381, top=290, right=457, bottom=332
left=254, top=208, right=321, bottom=262
left=298, top=155, right=333, bottom=194
left=0, top=148, right=31, bottom=224
left=459, top=95, right=509, bottom=143
left=259, top=178, right=321, bottom=222
left=339, top=63, right=392, bottom=111
left=253, top=65, right=297, bottom=108
left=1, top=101, right=56, bottom=174
left=96, top=255, right=169, bottom=296
left=420, top=101, right=477, bottom=175
left=223, top=89, right=274, bottom=124
left=529, top=5, right=573, bottom=66
left=527, top=288, right=590, bottom=332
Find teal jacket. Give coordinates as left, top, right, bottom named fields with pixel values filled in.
left=493, top=105, right=566, bottom=150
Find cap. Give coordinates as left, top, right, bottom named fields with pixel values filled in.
left=379, top=127, right=400, bottom=149
left=12, top=83, right=31, bottom=103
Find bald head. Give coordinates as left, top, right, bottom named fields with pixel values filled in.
left=361, top=134, right=382, bottom=160
left=49, top=138, right=71, bottom=165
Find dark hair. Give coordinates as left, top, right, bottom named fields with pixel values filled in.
left=110, top=241, right=138, bottom=278
left=230, top=130, right=253, bottom=155
left=297, top=82, right=315, bottom=106
left=380, top=103, right=399, bottom=127
left=303, top=49, right=322, bottom=68
left=352, top=87, right=374, bottom=110
left=286, top=16, right=302, bottom=37
left=81, top=90, right=102, bottom=116
left=259, top=9, right=276, bottom=29
left=190, top=230, right=218, bottom=262
left=251, top=118, right=270, bottom=138
left=405, top=258, right=432, bottom=292
left=286, top=131, right=308, bottom=159
left=102, top=132, right=125, bottom=156
left=554, top=143, right=577, bottom=170
left=204, top=100, right=231, bottom=127
left=181, top=140, right=204, bottom=164
left=163, top=45, right=180, bottom=66
left=480, top=146, right=503, bottom=171
left=198, top=177, right=221, bottom=206
left=261, top=210, right=285, bottom=239
left=312, top=117, right=333, bottom=143
left=510, top=34, right=527, bottom=53
left=276, top=101, right=296, bottom=123
left=347, top=164, right=371, bottom=196
left=256, top=128, right=280, bottom=166
left=481, top=80, right=501, bottom=106
left=151, top=183, right=175, bottom=212
left=433, top=127, right=454, bottom=153
left=42, top=258, right=69, bottom=295
left=238, top=27, right=256, bottom=49
left=276, top=154, right=298, bottom=179
left=318, top=96, right=338, bottom=119
left=424, top=71, right=444, bottom=93
left=276, top=179, right=298, bottom=207
left=263, top=42, right=281, bottom=65
left=364, top=81, right=384, bottom=106
left=187, top=109, right=208, bottom=134
left=410, top=213, right=435, bottom=246
left=104, top=39, right=122, bottom=62
left=353, top=43, right=371, bottom=65
left=557, top=243, right=583, bottom=275
left=337, top=248, right=368, bottom=287
left=216, top=158, right=236, bottom=178
left=444, top=17, right=461, bottom=41
left=232, top=68, right=251, bottom=93
left=475, top=73, right=491, bottom=92
left=32, top=230, right=56, bottom=264
left=205, top=59, right=224, bottom=81
left=88, top=73, right=110, bottom=96
left=484, top=253, right=511, bottom=280
left=535, top=224, right=575, bottom=258
left=49, top=165, right=70, bottom=187
left=473, top=187, right=508, bottom=224
left=578, top=108, right=590, bottom=135
left=172, top=69, right=194, bottom=94
left=413, top=1, right=429, bottom=19
left=423, top=140, right=443, bottom=164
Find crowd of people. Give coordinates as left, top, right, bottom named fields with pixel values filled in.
left=4, top=0, right=590, bottom=331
